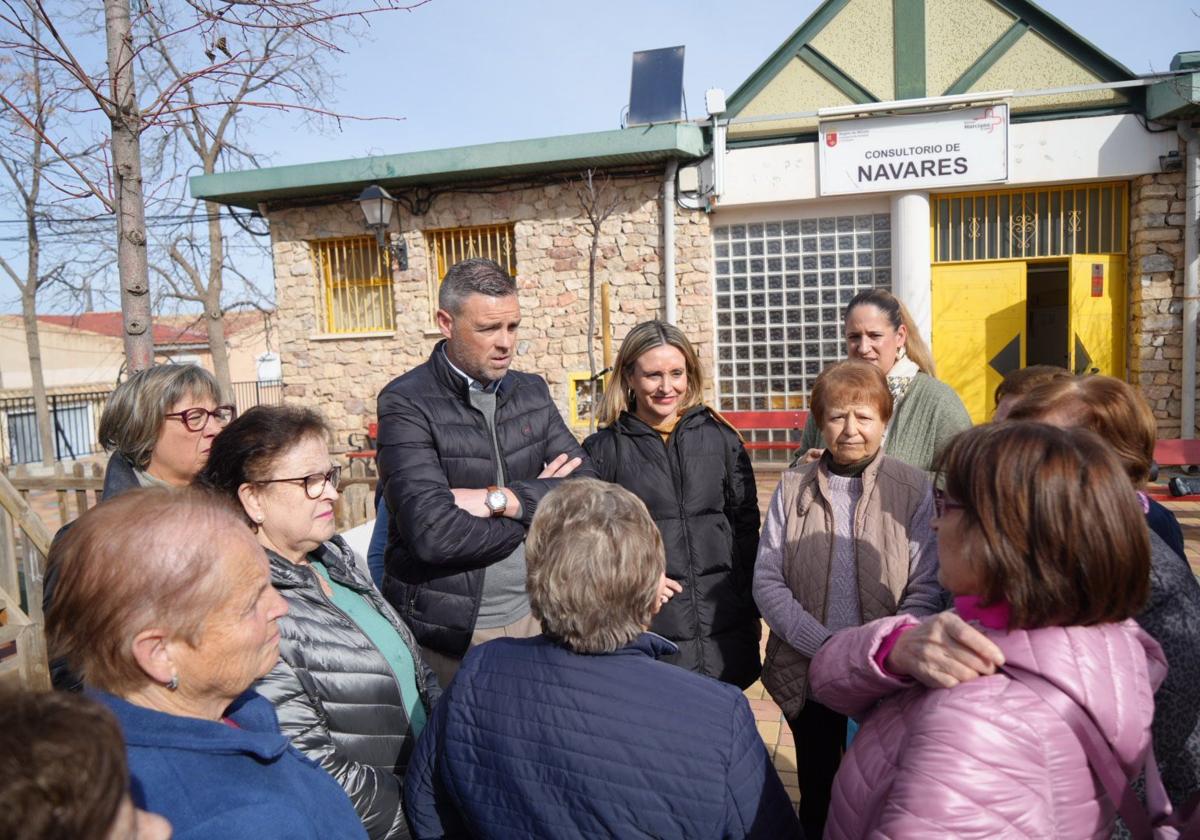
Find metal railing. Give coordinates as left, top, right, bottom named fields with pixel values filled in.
left=231, top=379, right=284, bottom=412
left=0, top=390, right=110, bottom=465
left=0, top=379, right=285, bottom=466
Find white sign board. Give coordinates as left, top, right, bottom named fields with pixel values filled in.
left=818, top=104, right=1009, bottom=196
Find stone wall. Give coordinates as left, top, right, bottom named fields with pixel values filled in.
left=268, top=175, right=712, bottom=444
left=1130, top=155, right=1193, bottom=439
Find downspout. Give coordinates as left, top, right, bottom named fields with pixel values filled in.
left=712, top=114, right=726, bottom=199
left=1180, top=122, right=1199, bottom=439
left=662, top=159, right=678, bottom=325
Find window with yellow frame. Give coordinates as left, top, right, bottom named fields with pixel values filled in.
left=567, top=371, right=605, bottom=433
left=425, top=223, right=517, bottom=323
left=310, top=236, right=395, bottom=334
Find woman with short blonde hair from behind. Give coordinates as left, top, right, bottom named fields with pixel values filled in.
left=525, top=477, right=663, bottom=653
left=405, top=479, right=798, bottom=840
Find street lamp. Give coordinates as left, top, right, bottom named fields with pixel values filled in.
left=356, top=184, right=408, bottom=270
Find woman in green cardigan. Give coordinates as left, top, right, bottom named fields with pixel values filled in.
left=792, top=289, right=971, bottom=472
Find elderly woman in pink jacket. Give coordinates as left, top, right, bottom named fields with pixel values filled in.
left=810, top=422, right=1165, bottom=839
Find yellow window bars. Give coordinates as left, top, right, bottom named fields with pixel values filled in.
left=311, top=237, right=395, bottom=334
left=425, top=224, right=517, bottom=321
left=932, top=183, right=1128, bottom=263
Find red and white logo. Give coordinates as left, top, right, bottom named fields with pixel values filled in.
left=826, top=132, right=838, bottom=147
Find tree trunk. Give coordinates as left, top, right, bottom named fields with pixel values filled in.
left=204, top=310, right=233, bottom=404
left=203, top=199, right=234, bottom=402
left=21, top=285, right=55, bottom=466
left=586, top=235, right=599, bottom=434
left=104, top=0, right=153, bottom=371
left=21, top=48, right=54, bottom=465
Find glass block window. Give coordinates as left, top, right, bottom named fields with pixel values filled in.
left=712, top=214, right=892, bottom=455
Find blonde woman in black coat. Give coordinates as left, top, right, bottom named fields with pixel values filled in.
left=584, top=321, right=762, bottom=688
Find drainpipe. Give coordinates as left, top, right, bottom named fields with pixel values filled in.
left=1180, top=122, right=1199, bottom=439
left=663, top=159, right=678, bottom=325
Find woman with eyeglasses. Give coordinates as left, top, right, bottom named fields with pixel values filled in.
left=97, top=364, right=235, bottom=498
left=808, top=423, right=1163, bottom=839
left=198, top=405, right=439, bottom=840
left=47, top=364, right=236, bottom=691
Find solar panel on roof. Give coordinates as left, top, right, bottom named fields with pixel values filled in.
left=627, top=46, right=685, bottom=127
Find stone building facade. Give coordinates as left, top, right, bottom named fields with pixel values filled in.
left=1130, top=150, right=1191, bottom=438
left=267, top=175, right=711, bottom=444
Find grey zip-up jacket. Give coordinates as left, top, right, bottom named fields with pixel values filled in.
left=254, top=537, right=440, bottom=840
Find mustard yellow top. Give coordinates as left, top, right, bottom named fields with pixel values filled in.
left=649, top=413, right=680, bottom=443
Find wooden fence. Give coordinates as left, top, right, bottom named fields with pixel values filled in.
left=335, top=457, right=378, bottom=532
left=0, top=461, right=107, bottom=691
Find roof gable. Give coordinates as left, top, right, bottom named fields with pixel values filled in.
left=726, top=0, right=1135, bottom=139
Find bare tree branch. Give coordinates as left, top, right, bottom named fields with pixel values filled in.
left=574, top=168, right=621, bottom=434
left=0, top=0, right=429, bottom=375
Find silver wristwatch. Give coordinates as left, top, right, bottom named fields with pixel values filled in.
left=485, top=486, right=507, bottom=517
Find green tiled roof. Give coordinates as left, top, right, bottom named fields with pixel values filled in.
left=190, top=124, right=706, bottom=210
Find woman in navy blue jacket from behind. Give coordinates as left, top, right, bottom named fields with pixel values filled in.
left=45, top=486, right=367, bottom=840
left=404, top=478, right=798, bottom=839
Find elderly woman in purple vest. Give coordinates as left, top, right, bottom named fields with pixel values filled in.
left=753, top=359, right=944, bottom=839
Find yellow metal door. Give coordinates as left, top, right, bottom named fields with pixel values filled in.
left=1068, top=255, right=1126, bottom=377
left=932, top=261, right=1026, bottom=424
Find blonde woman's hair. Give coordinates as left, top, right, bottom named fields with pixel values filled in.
left=595, top=320, right=741, bottom=437
left=845, top=289, right=937, bottom=377
left=525, top=478, right=663, bottom=653
left=98, top=364, right=222, bottom=468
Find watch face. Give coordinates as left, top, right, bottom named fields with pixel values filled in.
left=487, top=490, right=507, bottom=511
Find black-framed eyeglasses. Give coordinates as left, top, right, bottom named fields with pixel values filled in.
left=258, top=466, right=342, bottom=500
left=164, top=404, right=236, bottom=431
left=933, top=488, right=965, bottom=519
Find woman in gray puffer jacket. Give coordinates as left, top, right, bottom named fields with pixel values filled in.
left=199, top=405, right=439, bottom=840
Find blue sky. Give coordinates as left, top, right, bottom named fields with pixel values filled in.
left=245, top=0, right=1198, bottom=167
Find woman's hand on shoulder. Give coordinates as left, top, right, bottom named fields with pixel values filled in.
left=801, top=448, right=824, bottom=464
left=885, top=612, right=1005, bottom=689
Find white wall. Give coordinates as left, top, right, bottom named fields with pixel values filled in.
left=718, top=113, right=1176, bottom=208
left=0, top=318, right=124, bottom=391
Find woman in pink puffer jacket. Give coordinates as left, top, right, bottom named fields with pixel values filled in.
left=810, top=422, right=1166, bottom=839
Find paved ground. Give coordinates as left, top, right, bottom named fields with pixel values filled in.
left=14, top=460, right=1200, bottom=812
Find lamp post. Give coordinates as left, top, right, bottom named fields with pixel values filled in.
left=356, top=184, right=408, bottom=270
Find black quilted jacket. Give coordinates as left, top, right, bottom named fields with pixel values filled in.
left=584, top=406, right=763, bottom=689
left=254, top=537, right=439, bottom=840
left=1142, top=530, right=1200, bottom=806
left=376, top=342, right=595, bottom=657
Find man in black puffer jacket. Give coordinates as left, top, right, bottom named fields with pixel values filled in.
left=377, top=258, right=594, bottom=686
